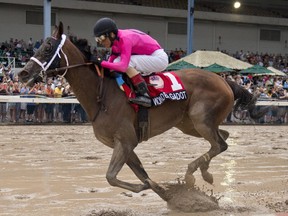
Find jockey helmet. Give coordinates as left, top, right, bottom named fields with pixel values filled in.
left=93, top=18, right=118, bottom=37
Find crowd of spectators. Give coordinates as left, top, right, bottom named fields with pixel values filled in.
left=0, top=37, right=39, bottom=68
left=224, top=74, right=288, bottom=124
left=1, top=36, right=288, bottom=73
left=168, top=48, right=187, bottom=63
left=0, top=37, right=288, bottom=124
left=0, top=74, right=88, bottom=124
left=232, top=50, right=288, bottom=73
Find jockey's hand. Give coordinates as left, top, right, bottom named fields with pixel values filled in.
left=92, top=57, right=103, bottom=67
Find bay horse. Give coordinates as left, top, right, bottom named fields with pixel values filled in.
left=18, top=22, right=264, bottom=201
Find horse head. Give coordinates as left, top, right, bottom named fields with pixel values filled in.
left=19, top=22, right=65, bottom=86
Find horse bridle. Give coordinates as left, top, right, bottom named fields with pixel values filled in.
left=29, top=34, right=93, bottom=82
left=29, top=33, right=106, bottom=122
left=29, top=34, right=67, bottom=82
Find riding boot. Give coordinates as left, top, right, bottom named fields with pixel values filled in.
left=129, top=73, right=152, bottom=107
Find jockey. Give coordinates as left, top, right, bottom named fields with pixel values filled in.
left=93, top=17, right=168, bottom=107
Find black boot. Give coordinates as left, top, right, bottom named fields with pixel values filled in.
left=129, top=81, right=152, bottom=107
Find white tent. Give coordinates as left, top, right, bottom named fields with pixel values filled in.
left=170, top=50, right=252, bottom=70
left=267, top=67, right=287, bottom=76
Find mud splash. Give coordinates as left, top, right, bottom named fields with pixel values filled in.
left=165, top=183, right=219, bottom=212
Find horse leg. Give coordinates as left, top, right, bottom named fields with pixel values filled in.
left=106, top=138, right=149, bottom=193
left=198, top=129, right=229, bottom=184
left=185, top=124, right=228, bottom=187
left=126, top=150, right=150, bottom=183
left=126, top=151, right=172, bottom=200
left=219, top=129, right=229, bottom=140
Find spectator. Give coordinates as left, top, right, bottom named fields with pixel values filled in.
left=283, top=78, right=288, bottom=89
left=35, top=83, right=45, bottom=123
left=33, top=40, right=41, bottom=53
left=44, top=83, right=54, bottom=123
left=54, top=82, right=63, bottom=122
left=28, top=37, right=33, bottom=51
left=234, top=74, right=243, bottom=85
left=26, top=83, right=38, bottom=122
left=62, top=84, right=73, bottom=123
left=74, top=104, right=87, bottom=123
left=7, top=80, right=20, bottom=122
left=19, top=83, right=29, bottom=122
left=0, top=63, right=4, bottom=82
left=0, top=80, right=8, bottom=122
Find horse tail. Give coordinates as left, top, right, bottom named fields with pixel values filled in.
left=225, top=79, right=268, bottom=120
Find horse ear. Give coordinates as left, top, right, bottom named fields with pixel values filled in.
left=58, top=22, right=64, bottom=35
left=52, top=21, right=64, bottom=39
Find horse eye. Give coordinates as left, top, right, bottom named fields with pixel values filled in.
left=45, top=43, right=53, bottom=53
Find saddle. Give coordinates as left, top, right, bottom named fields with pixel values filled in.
left=113, top=71, right=188, bottom=143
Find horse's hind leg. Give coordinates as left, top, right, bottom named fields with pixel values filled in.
left=198, top=129, right=229, bottom=184
left=185, top=124, right=228, bottom=187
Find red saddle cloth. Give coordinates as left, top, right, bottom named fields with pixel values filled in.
left=121, top=71, right=187, bottom=110
left=144, top=72, right=187, bottom=106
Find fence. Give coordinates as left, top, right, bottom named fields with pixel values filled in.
left=0, top=95, right=86, bottom=124
left=0, top=95, right=287, bottom=124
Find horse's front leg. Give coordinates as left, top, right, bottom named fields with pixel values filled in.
left=126, top=150, right=150, bottom=183
left=126, top=151, right=172, bottom=201
left=106, top=138, right=149, bottom=193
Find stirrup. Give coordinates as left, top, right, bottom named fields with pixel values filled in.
left=129, top=96, right=152, bottom=108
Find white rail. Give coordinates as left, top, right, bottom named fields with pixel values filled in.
left=0, top=95, right=79, bottom=104
left=0, top=95, right=288, bottom=106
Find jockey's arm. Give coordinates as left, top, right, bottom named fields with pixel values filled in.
left=101, top=38, right=132, bottom=72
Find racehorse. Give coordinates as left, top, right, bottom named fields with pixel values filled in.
left=18, top=22, right=265, bottom=201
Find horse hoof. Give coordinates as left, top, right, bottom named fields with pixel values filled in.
left=184, top=174, right=195, bottom=189
left=202, top=171, right=213, bottom=184
left=145, top=179, right=169, bottom=201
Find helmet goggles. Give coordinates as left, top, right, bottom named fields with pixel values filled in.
left=95, top=35, right=106, bottom=44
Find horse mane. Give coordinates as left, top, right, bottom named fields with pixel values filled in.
left=68, top=35, right=116, bottom=79
left=69, top=35, right=91, bottom=61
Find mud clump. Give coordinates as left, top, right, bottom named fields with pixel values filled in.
left=266, top=200, right=288, bottom=213
left=86, top=209, right=136, bottom=216
left=165, top=183, right=219, bottom=212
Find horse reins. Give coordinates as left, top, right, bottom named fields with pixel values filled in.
left=45, top=62, right=93, bottom=77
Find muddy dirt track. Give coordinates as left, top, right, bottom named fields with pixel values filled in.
left=0, top=125, right=287, bottom=216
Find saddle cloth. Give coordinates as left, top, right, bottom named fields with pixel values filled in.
left=144, top=72, right=187, bottom=106
left=116, top=71, right=187, bottom=110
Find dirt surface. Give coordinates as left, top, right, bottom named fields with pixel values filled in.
left=0, top=125, right=287, bottom=216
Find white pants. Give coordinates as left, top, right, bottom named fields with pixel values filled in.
left=114, top=49, right=168, bottom=76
